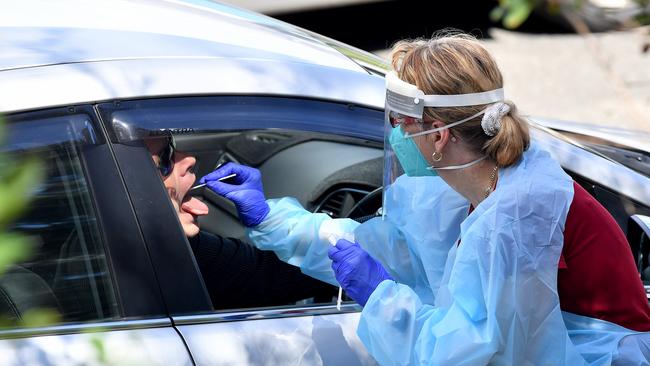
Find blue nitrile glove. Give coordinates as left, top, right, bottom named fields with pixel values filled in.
left=199, top=162, right=270, bottom=227
left=328, top=239, right=393, bottom=306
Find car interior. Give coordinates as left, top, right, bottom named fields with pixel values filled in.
left=175, top=130, right=385, bottom=241
left=170, top=129, right=384, bottom=309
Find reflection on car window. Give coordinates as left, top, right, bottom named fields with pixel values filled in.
left=104, top=96, right=384, bottom=144
left=0, top=115, right=118, bottom=326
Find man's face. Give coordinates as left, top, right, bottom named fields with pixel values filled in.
left=145, top=137, right=209, bottom=238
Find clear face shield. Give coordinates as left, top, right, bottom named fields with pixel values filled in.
left=383, top=71, right=505, bottom=217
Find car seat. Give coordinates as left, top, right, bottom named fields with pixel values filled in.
left=0, top=265, right=61, bottom=324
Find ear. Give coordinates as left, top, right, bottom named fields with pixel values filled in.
left=428, top=121, right=452, bottom=153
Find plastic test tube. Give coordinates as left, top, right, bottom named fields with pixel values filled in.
left=328, top=235, right=344, bottom=311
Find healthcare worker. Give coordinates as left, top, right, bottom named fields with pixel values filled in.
left=201, top=33, right=650, bottom=365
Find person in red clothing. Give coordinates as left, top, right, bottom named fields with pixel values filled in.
left=466, top=179, right=650, bottom=331
left=559, top=181, right=650, bottom=331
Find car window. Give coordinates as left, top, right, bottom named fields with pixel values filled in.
left=0, top=114, right=119, bottom=326
left=100, top=96, right=384, bottom=313
left=106, top=96, right=384, bottom=142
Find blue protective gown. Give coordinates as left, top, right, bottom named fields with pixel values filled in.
left=247, top=142, right=648, bottom=365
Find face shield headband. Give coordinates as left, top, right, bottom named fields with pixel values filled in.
left=384, top=72, right=505, bottom=176
left=385, top=71, right=505, bottom=117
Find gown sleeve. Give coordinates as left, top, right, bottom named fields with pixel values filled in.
left=246, top=197, right=360, bottom=285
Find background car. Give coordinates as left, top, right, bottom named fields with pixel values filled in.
left=1, top=0, right=649, bottom=365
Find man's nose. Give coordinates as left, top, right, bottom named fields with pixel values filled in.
left=175, top=153, right=196, bottom=176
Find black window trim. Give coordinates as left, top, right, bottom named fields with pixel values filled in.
left=95, top=103, right=213, bottom=315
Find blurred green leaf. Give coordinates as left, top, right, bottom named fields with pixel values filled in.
left=634, top=0, right=650, bottom=26
left=491, top=0, right=539, bottom=29
left=20, top=308, right=61, bottom=328
left=504, top=4, right=534, bottom=28
left=91, top=333, right=108, bottom=364
left=0, top=233, right=35, bottom=277
left=0, top=113, right=46, bottom=328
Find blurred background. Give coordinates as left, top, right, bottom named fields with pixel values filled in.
left=222, top=0, right=650, bottom=133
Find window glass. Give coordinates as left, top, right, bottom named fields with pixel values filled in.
left=0, top=114, right=118, bottom=326
left=107, top=96, right=384, bottom=144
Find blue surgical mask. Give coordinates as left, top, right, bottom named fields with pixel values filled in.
left=388, top=126, right=437, bottom=177
left=389, top=125, right=488, bottom=177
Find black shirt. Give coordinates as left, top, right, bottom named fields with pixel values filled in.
left=188, top=231, right=336, bottom=309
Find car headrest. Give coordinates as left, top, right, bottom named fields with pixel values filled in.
left=0, top=265, right=60, bottom=323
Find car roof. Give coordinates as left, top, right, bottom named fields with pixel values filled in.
left=0, top=0, right=386, bottom=113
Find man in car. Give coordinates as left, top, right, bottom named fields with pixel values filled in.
left=144, top=134, right=336, bottom=309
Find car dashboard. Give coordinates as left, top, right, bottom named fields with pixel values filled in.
left=175, top=129, right=384, bottom=241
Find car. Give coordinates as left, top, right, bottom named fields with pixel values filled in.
left=1, top=0, right=649, bottom=365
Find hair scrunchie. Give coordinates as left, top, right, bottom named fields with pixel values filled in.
left=481, top=102, right=510, bottom=137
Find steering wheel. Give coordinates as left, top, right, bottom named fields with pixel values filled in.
left=345, top=186, right=383, bottom=222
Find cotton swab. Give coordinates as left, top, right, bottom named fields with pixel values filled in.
left=328, top=235, right=344, bottom=311
left=189, top=173, right=237, bottom=191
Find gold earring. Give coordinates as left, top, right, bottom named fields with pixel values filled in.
left=431, top=151, right=443, bottom=162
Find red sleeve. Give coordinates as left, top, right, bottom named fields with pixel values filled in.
left=558, top=182, right=650, bottom=331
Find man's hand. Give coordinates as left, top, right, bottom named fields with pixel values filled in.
left=200, top=162, right=270, bottom=227
left=328, top=239, right=393, bottom=306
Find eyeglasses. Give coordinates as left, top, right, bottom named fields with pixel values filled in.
left=157, top=135, right=176, bottom=178
left=388, top=111, right=435, bottom=128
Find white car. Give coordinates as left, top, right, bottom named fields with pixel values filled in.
left=1, top=1, right=649, bottom=365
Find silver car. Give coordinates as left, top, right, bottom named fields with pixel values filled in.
left=1, top=1, right=649, bottom=365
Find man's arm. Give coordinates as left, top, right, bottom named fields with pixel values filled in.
left=189, top=231, right=336, bottom=309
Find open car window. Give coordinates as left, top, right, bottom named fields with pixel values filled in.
left=100, top=96, right=384, bottom=314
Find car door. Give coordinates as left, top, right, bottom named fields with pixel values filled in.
left=0, top=107, right=192, bottom=365
left=98, top=96, right=384, bottom=365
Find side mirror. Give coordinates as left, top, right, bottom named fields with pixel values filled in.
left=628, top=215, right=650, bottom=300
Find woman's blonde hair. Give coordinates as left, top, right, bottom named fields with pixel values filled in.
left=390, top=31, right=529, bottom=167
